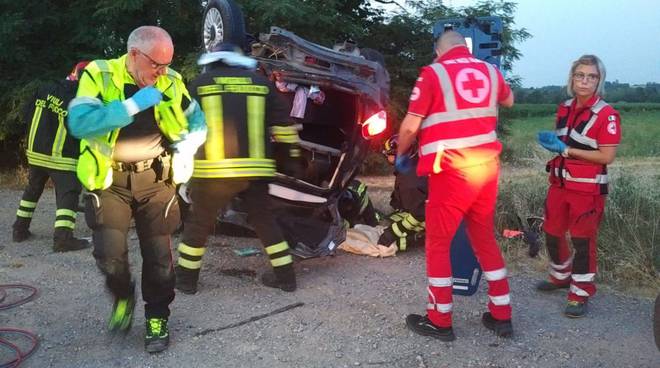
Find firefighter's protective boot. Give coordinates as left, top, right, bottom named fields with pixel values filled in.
left=145, top=318, right=170, bottom=353
left=53, top=228, right=90, bottom=252
left=108, top=287, right=136, bottom=333
left=261, top=264, right=296, bottom=292
left=174, top=265, right=200, bottom=295
left=12, top=218, right=32, bottom=242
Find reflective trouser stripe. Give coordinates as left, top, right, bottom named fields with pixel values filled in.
left=483, top=268, right=507, bottom=281
left=177, top=242, right=206, bottom=270
left=271, top=255, right=293, bottom=267
left=178, top=257, right=202, bottom=270
left=56, top=209, right=77, bottom=218
left=271, top=125, right=300, bottom=143
left=55, top=208, right=77, bottom=229
left=550, top=255, right=573, bottom=280
left=489, top=294, right=511, bottom=306
left=428, top=277, right=453, bottom=287
left=570, top=284, right=590, bottom=297
left=16, top=209, right=33, bottom=218
left=550, top=269, right=571, bottom=280
left=427, top=303, right=453, bottom=313
left=265, top=241, right=292, bottom=267
left=391, top=222, right=407, bottom=238
left=265, top=241, right=289, bottom=255
left=550, top=255, right=574, bottom=270
left=54, top=220, right=75, bottom=229
left=20, top=200, right=37, bottom=208
left=178, top=242, right=206, bottom=257
left=398, top=237, right=407, bottom=251
left=571, top=273, right=595, bottom=283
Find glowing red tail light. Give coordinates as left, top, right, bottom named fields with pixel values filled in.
left=361, top=110, right=387, bottom=139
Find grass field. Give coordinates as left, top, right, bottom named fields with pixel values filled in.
left=499, top=107, right=659, bottom=293
left=503, top=107, right=660, bottom=160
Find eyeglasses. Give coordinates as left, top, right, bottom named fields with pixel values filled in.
left=573, top=72, right=599, bottom=83
left=134, top=49, right=170, bottom=71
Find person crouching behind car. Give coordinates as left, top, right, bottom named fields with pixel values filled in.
left=377, top=134, right=427, bottom=251
left=174, top=42, right=301, bottom=294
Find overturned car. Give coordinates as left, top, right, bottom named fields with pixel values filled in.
left=201, top=0, right=390, bottom=258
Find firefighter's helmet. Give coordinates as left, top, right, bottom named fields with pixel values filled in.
left=382, top=134, right=417, bottom=158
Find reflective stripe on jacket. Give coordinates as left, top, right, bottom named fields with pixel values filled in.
left=26, top=80, right=80, bottom=171
left=188, top=65, right=296, bottom=179
left=547, top=98, right=613, bottom=195
left=417, top=61, right=501, bottom=174
left=69, top=55, right=201, bottom=190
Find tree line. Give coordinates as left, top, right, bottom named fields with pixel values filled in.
left=0, top=0, right=530, bottom=167
left=514, top=82, right=660, bottom=104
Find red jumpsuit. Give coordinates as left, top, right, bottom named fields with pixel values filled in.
left=543, top=96, right=621, bottom=302
left=408, top=46, right=512, bottom=327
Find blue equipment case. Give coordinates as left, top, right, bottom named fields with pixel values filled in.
left=450, top=221, right=481, bottom=296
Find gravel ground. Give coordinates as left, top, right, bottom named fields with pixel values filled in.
left=1, top=181, right=658, bottom=368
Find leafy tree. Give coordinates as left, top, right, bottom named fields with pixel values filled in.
left=358, top=1, right=531, bottom=123
left=235, top=0, right=385, bottom=46
left=0, top=0, right=204, bottom=165
left=0, top=0, right=531, bottom=167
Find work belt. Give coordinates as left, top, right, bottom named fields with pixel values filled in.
left=112, top=152, right=172, bottom=178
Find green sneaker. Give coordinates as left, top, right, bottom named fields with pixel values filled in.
left=108, top=295, right=135, bottom=333
left=145, top=318, right=170, bottom=353
left=564, top=300, right=588, bottom=318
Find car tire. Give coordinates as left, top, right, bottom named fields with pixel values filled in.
left=202, top=0, right=246, bottom=51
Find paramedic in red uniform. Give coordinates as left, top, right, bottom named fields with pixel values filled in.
left=535, top=54, right=621, bottom=318
left=396, top=31, right=514, bottom=341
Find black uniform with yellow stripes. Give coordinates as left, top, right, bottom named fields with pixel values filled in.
left=12, top=79, right=89, bottom=251
left=175, top=63, right=299, bottom=293
left=378, top=156, right=428, bottom=251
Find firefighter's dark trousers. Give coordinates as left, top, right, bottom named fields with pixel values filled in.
left=178, top=179, right=293, bottom=274
left=13, top=165, right=82, bottom=237
left=84, top=167, right=179, bottom=319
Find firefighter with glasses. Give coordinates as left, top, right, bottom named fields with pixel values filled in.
left=174, top=43, right=300, bottom=295
left=536, top=55, right=621, bottom=318
left=67, top=26, right=207, bottom=353
left=12, top=62, right=91, bottom=252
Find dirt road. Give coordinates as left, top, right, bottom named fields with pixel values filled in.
left=1, top=186, right=657, bottom=368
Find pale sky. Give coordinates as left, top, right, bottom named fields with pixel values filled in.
left=378, top=0, right=660, bottom=87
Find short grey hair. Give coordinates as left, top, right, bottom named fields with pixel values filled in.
left=126, top=26, right=172, bottom=52
left=567, top=54, right=606, bottom=97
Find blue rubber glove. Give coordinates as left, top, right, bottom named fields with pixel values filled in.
left=123, top=86, right=162, bottom=116
left=537, top=131, right=567, bottom=154
left=394, top=154, right=414, bottom=174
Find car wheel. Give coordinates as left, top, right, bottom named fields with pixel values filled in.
left=202, top=0, right=246, bottom=51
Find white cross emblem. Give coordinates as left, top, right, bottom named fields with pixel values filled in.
left=455, top=68, right=490, bottom=103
